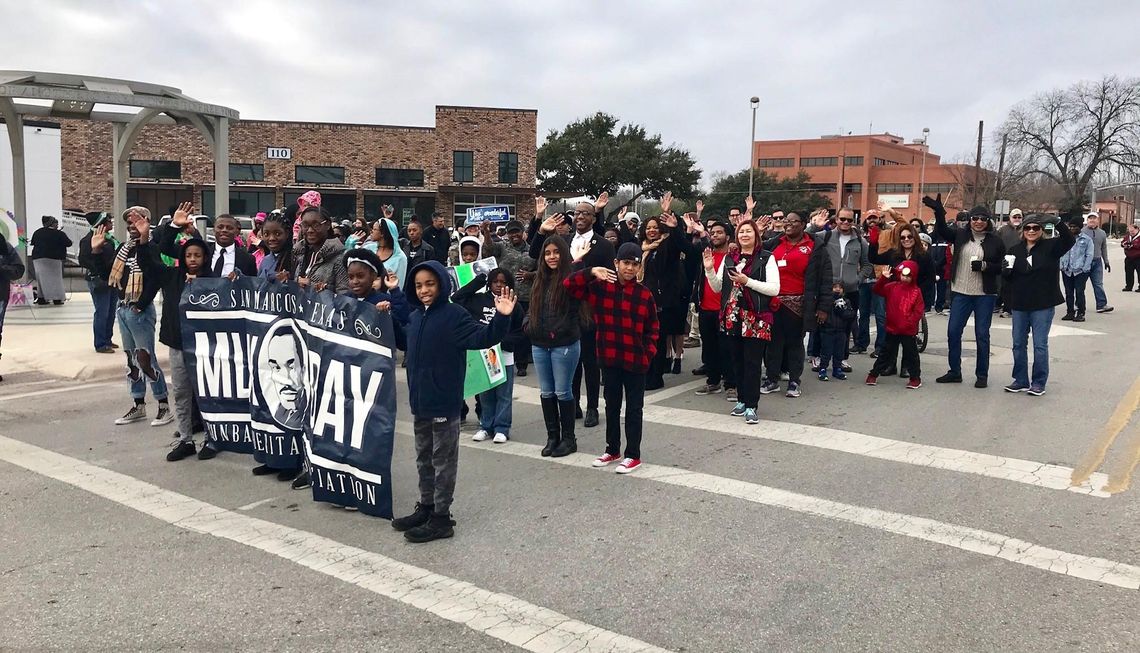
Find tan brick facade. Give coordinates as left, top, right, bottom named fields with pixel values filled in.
left=59, top=106, right=537, bottom=226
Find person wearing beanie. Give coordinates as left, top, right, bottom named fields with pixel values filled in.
left=926, top=194, right=1005, bottom=388
left=865, top=260, right=925, bottom=389
left=78, top=211, right=121, bottom=353
left=29, top=215, right=71, bottom=306
left=564, top=241, right=659, bottom=474
left=1001, top=214, right=1075, bottom=395
left=995, top=208, right=1025, bottom=318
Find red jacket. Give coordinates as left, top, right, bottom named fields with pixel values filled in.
left=873, top=275, right=924, bottom=336
left=1124, top=233, right=1140, bottom=260
left=565, top=270, right=659, bottom=373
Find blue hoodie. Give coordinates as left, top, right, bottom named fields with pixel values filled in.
left=404, top=260, right=509, bottom=418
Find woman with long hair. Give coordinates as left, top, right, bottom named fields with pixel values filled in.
left=526, top=235, right=586, bottom=458
left=638, top=213, right=689, bottom=389
left=868, top=221, right=935, bottom=377
left=703, top=219, right=780, bottom=424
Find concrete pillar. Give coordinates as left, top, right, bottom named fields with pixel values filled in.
left=213, top=116, right=229, bottom=216
left=111, top=122, right=128, bottom=242
left=0, top=98, right=28, bottom=276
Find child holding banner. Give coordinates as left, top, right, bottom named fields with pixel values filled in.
left=393, top=260, right=516, bottom=543
left=342, top=249, right=410, bottom=325
left=565, top=242, right=659, bottom=474
left=164, top=238, right=213, bottom=462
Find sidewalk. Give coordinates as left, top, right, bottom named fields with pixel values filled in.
left=2, top=292, right=168, bottom=382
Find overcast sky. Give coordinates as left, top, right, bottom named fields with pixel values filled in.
left=5, top=0, right=1139, bottom=186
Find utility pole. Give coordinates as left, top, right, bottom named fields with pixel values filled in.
left=971, top=120, right=984, bottom=207
left=749, top=97, right=760, bottom=197
left=995, top=133, right=1008, bottom=196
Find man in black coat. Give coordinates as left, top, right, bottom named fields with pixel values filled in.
left=422, top=211, right=452, bottom=264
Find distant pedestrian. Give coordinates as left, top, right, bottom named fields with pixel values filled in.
left=78, top=211, right=120, bottom=353
left=1083, top=212, right=1113, bottom=313
left=1060, top=218, right=1094, bottom=322
left=1121, top=223, right=1140, bottom=292
left=30, top=215, right=71, bottom=305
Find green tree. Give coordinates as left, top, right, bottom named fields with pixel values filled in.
left=700, top=169, right=832, bottom=218
left=536, top=113, right=702, bottom=215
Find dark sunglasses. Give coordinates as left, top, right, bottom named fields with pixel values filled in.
left=969, top=216, right=989, bottom=222
left=899, top=233, right=915, bottom=240
left=1023, top=225, right=1043, bottom=232
left=837, top=217, right=853, bottom=223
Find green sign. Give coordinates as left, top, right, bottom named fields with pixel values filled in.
left=451, top=257, right=505, bottom=398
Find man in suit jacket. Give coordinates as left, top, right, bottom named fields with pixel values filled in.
left=160, top=212, right=257, bottom=277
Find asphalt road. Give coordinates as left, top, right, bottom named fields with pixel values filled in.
left=3, top=287, right=1140, bottom=652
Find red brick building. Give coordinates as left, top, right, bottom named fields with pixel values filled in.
left=60, top=105, right=538, bottom=226
left=753, top=133, right=975, bottom=221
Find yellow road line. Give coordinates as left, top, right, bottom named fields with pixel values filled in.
left=1071, top=376, right=1140, bottom=487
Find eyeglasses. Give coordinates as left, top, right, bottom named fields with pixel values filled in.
left=899, top=233, right=915, bottom=240
left=1022, top=225, right=1042, bottom=232
left=300, top=221, right=329, bottom=232
left=837, top=217, right=853, bottom=223
left=572, top=210, right=593, bottom=216
left=969, top=216, right=989, bottom=222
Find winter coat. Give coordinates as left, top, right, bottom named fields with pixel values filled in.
left=422, top=225, right=452, bottom=264
left=293, top=238, right=349, bottom=293
left=29, top=227, right=71, bottom=261
left=806, top=225, right=873, bottom=293
left=403, top=260, right=509, bottom=419
left=159, top=238, right=211, bottom=350
left=1002, top=226, right=1075, bottom=312
left=639, top=224, right=688, bottom=310
left=78, top=232, right=116, bottom=289
left=1123, top=232, right=1140, bottom=260
left=763, top=233, right=835, bottom=332
left=933, top=210, right=1005, bottom=295
left=1060, top=231, right=1094, bottom=277
left=873, top=275, right=924, bottom=337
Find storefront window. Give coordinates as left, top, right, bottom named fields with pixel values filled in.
left=202, top=189, right=278, bottom=217
left=363, top=195, right=436, bottom=226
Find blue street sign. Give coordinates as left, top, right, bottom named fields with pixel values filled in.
left=465, top=205, right=511, bottom=224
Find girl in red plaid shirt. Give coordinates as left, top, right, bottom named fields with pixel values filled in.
left=564, top=242, right=659, bottom=474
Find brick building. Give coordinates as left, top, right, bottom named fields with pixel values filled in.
left=752, top=133, right=975, bottom=221
left=59, top=105, right=538, bottom=227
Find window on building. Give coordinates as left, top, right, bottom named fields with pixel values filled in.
left=757, top=158, right=794, bottom=167
left=375, top=168, right=425, bottom=187
left=228, top=163, right=265, bottom=182
left=843, top=183, right=863, bottom=193
left=844, top=156, right=864, bottom=166
left=452, top=193, right=517, bottom=228
left=805, top=183, right=838, bottom=193
left=284, top=191, right=356, bottom=219
left=453, top=151, right=474, bottom=182
left=800, top=157, right=838, bottom=167
left=921, top=183, right=956, bottom=193
left=202, top=189, right=278, bottom=218
left=876, top=183, right=913, bottom=193
left=295, top=165, right=346, bottom=185
left=874, top=158, right=901, bottom=166
left=129, top=160, right=181, bottom=179
left=498, top=152, right=519, bottom=184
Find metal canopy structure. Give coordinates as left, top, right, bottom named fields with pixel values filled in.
left=0, top=70, right=239, bottom=250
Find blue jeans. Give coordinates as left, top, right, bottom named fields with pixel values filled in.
left=818, top=326, right=847, bottom=373
left=856, top=283, right=873, bottom=349
left=532, top=341, right=581, bottom=401
left=1011, top=308, right=1053, bottom=388
left=88, top=280, right=118, bottom=350
left=1089, top=260, right=1108, bottom=309
left=116, top=305, right=168, bottom=401
left=873, top=294, right=887, bottom=350
left=478, top=364, right=515, bottom=436
left=1063, top=273, right=1088, bottom=316
left=946, top=293, right=997, bottom=379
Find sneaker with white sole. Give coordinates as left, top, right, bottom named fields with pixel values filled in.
left=744, top=408, right=759, bottom=424
left=810, top=356, right=821, bottom=372
left=471, top=429, right=490, bottom=442
left=759, top=381, right=780, bottom=395
left=592, top=453, right=622, bottom=467
left=730, top=402, right=746, bottom=417
left=840, top=360, right=852, bottom=373
left=150, top=405, right=174, bottom=427
left=785, top=382, right=801, bottom=398
left=695, top=383, right=723, bottom=396
left=615, top=458, right=641, bottom=474
left=725, top=387, right=738, bottom=402
left=115, top=404, right=146, bottom=425
left=492, top=432, right=508, bottom=443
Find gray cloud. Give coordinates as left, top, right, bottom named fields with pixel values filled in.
left=6, top=0, right=1139, bottom=185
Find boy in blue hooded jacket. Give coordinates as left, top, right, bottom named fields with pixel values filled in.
left=393, top=260, right=516, bottom=542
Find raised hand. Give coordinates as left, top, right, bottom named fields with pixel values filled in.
left=594, top=191, right=609, bottom=213
left=661, top=212, right=678, bottom=229
left=618, top=206, right=628, bottom=221
left=172, top=201, right=194, bottom=228
left=493, top=287, right=518, bottom=314
left=744, top=195, right=756, bottom=215
left=592, top=266, right=617, bottom=283
left=382, top=205, right=395, bottom=219
left=695, top=199, right=704, bottom=215
left=375, top=300, right=392, bottom=312
left=811, top=209, right=829, bottom=229
left=384, top=270, right=400, bottom=290
left=702, top=247, right=715, bottom=271
left=91, top=224, right=107, bottom=250
left=756, top=214, right=773, bottom=233
left=660, top=191, right=673, bottom=214
left=535, top=196, right=547, bottom=216
left=540, top=213, right=564, bottom=234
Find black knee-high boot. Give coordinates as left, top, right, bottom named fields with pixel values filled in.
left=551, top=400, right=578, bottom=457
left=540, top=396, right=560, bottom=457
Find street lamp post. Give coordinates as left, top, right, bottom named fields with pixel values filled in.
left=749, top=96, right=760, bottom=197
left=918, top=127, right=930, bottom=219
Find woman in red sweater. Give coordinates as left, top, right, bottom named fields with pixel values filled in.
left=865, top=260, right=925, bottom=389
left=1122, top=223, right=1140, bottom=292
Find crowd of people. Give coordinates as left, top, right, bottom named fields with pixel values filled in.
left=0, top=186, right=1125, bottom=542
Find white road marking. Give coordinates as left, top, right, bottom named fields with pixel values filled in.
left=237, top=496, right=278, bottom=511
left=0, top=381, right=117, bottom=402
left=508, top=384, right=1109, bottom=497
left=426, top=424, right=1140, bottom=590
left=644, top=379, right=707, bottom=404
left=0, top=434, right=671, bottom=653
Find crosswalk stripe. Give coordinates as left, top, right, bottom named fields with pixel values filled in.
left=0, top=433, right=671, bottom=653
left=506, top=384, right=1109, bottom=497
left=420, top=424, right=1140, bottom=590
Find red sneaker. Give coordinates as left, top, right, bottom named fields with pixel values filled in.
left=906, top=378, right=922, bottom=389
left=616, top=458, right=642, bottom=474
left=864, top=374, right=878, bottom=386
left=592, top=453, right=622, bottom=468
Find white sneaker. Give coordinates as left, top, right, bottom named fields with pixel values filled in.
left=150, top=405, right=174, bottom=427
left=492, top=432, right=508, bottom=443
left=472, top=429, right=490, bottom=442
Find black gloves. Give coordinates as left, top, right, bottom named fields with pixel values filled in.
left=922, top=193, right=946, bottom=218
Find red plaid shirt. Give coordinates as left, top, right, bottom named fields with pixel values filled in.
left=565, top=270, right=659, bottom=373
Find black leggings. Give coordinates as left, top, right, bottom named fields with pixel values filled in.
left=731, top=336, right=766, bottom=408
left=574, top=328, right=600, bottom=410
left=764, top=307, right=806, bottom=384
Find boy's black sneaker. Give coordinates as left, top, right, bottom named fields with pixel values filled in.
left=277, top=467, right=301, bottom=482
left=404, top=513, right=456, bottom=543
left=197, top=443, right=218, bottom=460
left=166, top=439, right=196, bottom=462
left=291, top=471, right=311, bottom=490
left=392, top=502, right=434, bottom=532
left=935, top=372, right=963, bottom=384
left=252, top=464, right=276, bottom=476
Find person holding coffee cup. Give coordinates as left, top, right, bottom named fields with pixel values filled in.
left=925, top=195, right=1006, bottom=388
left=1000, top=214, right=1075, bottom=396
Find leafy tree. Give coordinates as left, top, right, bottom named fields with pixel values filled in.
left=536, top=113, right=702, bottom=216
left=699, top=169, right=832, bottom=219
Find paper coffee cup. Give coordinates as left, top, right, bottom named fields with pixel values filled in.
left=1004, top=255, right=1015, bottom=267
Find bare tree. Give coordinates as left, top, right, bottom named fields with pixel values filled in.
left=1001, top=75, right=1140, bottom=214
